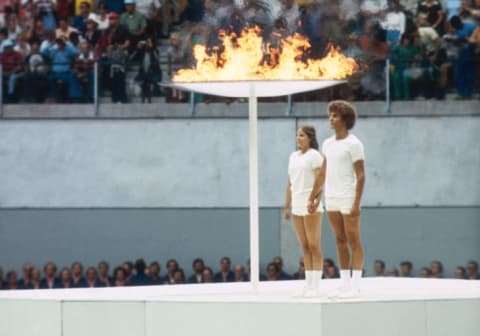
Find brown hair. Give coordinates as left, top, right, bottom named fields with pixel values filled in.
left=299, top=125, right=319, bottom=150
left=327, top=100, right=357, bottom=130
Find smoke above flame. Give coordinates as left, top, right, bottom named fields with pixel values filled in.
left=173, top=26, right=358, bottom=82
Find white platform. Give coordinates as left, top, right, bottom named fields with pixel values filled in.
left=0, top=278, right=479, bottom=336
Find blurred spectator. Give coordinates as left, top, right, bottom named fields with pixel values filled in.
left=83, top=15, right=101, bottom=46
left=392, top=34, right=421, bottom=99
left=14, top=32, right=31, bottom=57
left=214, top=256, right=235, bottom=282
left=293, top=257, right=305, bottom=280
left=386, top=267, right=399, bottom=276
left=75, top=0, right=95, bottom=16
left=28, top=18, right=46, bottom=42
left=72, top=1, right=92, bottom=34
left=188, top=258, right=205, bottom=283
left=41, top=262, right=59, bottom=289
left=454, top=266, right=466, bottom=279
left=163, top=259, right=179, bottom=284
left=136, top=0, right=161, bottom=38
left=374, top=259, right=386, bottom=276
left=399, top=0, right=419, bottom=15
left=234, top=264, right=248, bottom=282
left=28, top=267, right=42, bottom=289
left=325, top=264, right=340, bottom=278
left=446, top=15, right=477, bottom=98
left=381, top=0, right=406, bottom=46
left=466, top=260, right=479, bottom=279
left=400, top=260, right=413, bottom=277
left=129, top=36, right=162, bottom=103
left=202, top=266, right=214, bottom=283
left=166, top=31, right=187, bottom=101
left=85, top=267, right=105, bottom=287
left=148, top=261, right=163, bottom=285
left=0, top=39, right=24, bottom=102
left=105, top=0, right=126, bottom=14
left=18, top=262, right=33, bottom=288
left=132, top=258, right=150, bottom=285
left=113, top=266, right=129, bottom=286
left=74, top=40, right=96, bottom=101
left=57, top=267, right=73, bottom=288
left=172, top=269, right=186, bottom=284
left=6, top=270, right=20, bottom=290
left=272, top=256, right=292, bottom=280
left=122, top=261, right=134, bottom=283
left=419, top=267, right=432, bottom=277
left=41, top=36, right=83, bottom=102
left=120, top=0, right=147, bottom=45
left=266, top=262, right=282, bottom=281
left=417, top=0, right=445, bottom=34
left=56, top=17, right=80, bottom=40
left=33, top=0, right=57, bottom=30
left=361, top=0, right=388, bottom=22
left=430, top=260, right=444, bottom=278
left=460, top=0, right=480, bottom=21
left=6, top=14, right=22, bottom=40
left=97, top=260, right=112, bottom=286
left=56, top=0, right=72, bottom=19
left=90, top=3, right=110, bottom=31
left=71, top=261, right=87, bottom=287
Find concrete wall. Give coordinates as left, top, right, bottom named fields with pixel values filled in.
left=1, top=117, right=479, bottom=207
left=1, top=207, right=478, bottom=278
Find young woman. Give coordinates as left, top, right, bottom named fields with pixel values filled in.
left=322, top=100, right=365, bottom=297
left=284, top=126, right=325, bottom=297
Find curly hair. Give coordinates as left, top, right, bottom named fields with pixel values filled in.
left=327, top=100, right=358, bottom=130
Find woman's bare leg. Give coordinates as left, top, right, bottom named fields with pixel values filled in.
left=293, top=215, right=312, bottom=270
left=303, top=212, right=323, bottom=271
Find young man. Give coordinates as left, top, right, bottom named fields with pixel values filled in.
left=322, top=100, right=366, bottom=297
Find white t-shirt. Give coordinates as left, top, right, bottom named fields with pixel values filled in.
left=288, top=149, right=324, bottom=195
left=322, top=134, right=365, bottom=199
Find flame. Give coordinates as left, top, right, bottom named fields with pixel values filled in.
left=173, top=26, right=358, bottom=82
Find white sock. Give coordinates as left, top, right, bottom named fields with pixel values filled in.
left=340, top=269, right=351, bottom=288
left=305, top=271, right=314, bottom=289
left=313, top=270, right=323, bottom=288
left=351, top=270, right=362, bottom=291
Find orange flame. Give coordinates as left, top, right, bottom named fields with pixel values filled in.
left=173, top=26, right=358, bottom=82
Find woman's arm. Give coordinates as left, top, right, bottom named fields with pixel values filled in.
left=284, top=178, right=292, bottom=220
left=351, top=160, right=365, bottom=217
left=308, top=159, right=326, bottom=213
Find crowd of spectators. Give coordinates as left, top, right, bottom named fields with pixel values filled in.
left=0, top=0, right=479, bottom=104
left=0, top=257, right=478, bottom=290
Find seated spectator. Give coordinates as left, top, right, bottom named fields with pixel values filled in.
left=83, top=16, right=101, bottom=46
left=113, top=267, right=129, bottom=286
left=386, top=267, right=399, bottom=276
left=214, top=256, right=235, bottom=282
left=6, top=270, right=20, bottom=290
left=90, top=3, right=110, bottom=31
left=97, top=260, right=112, bottom=286
left=233, top=264, right=248, bottom=282
left=202, top=266, right=214, bottom=283
left=28, top=18, right=46, bottom=42
left=129, top=36, right=162, bottom=103
left=446, top=15, right=477, bottom=98
left=41, top=36, right=83, bottom=102
left=430, top=260, right=443, bottom=278
left=72, top=1, right=93, bottom=34
left=75, top=0, right=95, bottom=15
left=0, top=39, right=24, bottom=102
left=57, top=267, right=73, bottom=288
left=6, top=14, right=22, bottom=41
left=18, top=262, right=33, bottom=289
left=374, top=259, right=386, bottom=276
left=419, top=267, right=432, bottom=277
left=272, top=256, right=292, bottom=280
left=56, top=17, right=80, bottom=40
left=71, top=261, right=87, bottom=288
left=400, top=260, right=413, bottom=277
left=188, top=258, right=205, bottom=283
left=399, top=0, right=418, bottom=16
left=41, top=262, right=59, bottom=289
left=23, top=39, right=49, bottom=102
left=454, top=266, right=466, bottom=279
left=466, top=260, right=479, bottom=279
left=361, top=0, right=388, bottom=22
left=85, top=267, right=105, bottom=287
left=56, top=0, right=73, bottom=19
left=122, top=261, right=134, bottom=283
left=131, top=258, right=150, bottom=285
left=293, top=257, right=305, bottom=280
left=14, top=33, right=31, bottom=57
left=417, top=0, right=445, bottom=34
left=148, top=261, right=163, bottom=285
left=121, top=0, right=147, bottom=46
left=173, top=268, right=186, bottom=284
left=74, top=40, right=97, bottom=101
left=323, top=258, right=339, bottom=278
left=266, top=262, right=282, bottom=281
left=27, top=267, right=42, bottom=289
left=392, top=34, right=421, bottom=99
left=33, top=0, right=57, bottom=30
left=163, top=259, right=179, bottom=284
left=381, top=0, right=406, bottom=46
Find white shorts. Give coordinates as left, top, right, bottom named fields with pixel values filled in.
left=325, top=197, right=355, bottom=215
left=292, top=192, right=323, bottom=216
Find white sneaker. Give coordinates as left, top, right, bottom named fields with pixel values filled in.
left=332, top=288, right=361, bottom=299
left=327, top=285, right=350, bottom=299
